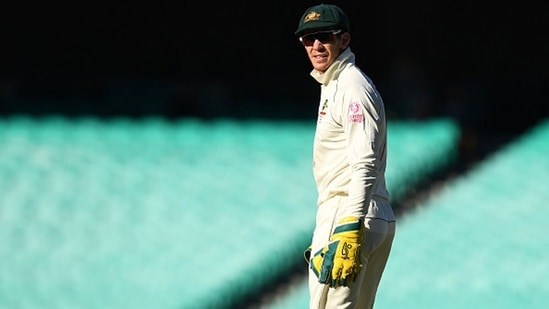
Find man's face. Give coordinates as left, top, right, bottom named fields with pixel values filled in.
left=299, top=30, right=350, bottom=72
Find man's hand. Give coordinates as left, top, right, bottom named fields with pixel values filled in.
left=312, top=216, right=364, bottom=287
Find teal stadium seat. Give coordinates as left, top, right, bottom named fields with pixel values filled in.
left=0, top=116, right=460, bottom=309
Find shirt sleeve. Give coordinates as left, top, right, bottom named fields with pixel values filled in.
left=340, top=84, right=384, bottom=217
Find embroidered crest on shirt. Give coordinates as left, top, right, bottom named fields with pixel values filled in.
left=349, top=102, right=364, bottom=123
left=318, top=99, right=328, bottom=123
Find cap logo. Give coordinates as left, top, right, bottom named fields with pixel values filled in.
left=304, top=11, right=321, bottom=23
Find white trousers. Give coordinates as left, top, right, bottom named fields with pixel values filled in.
left=308, top=195, right=396, bottom=309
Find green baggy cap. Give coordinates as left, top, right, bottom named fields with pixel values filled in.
left=295, top=4, right=350, bottom=36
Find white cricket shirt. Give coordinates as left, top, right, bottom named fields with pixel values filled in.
left=310, top=48, right=394, bottom=221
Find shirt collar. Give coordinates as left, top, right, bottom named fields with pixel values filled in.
left=310, top=48, right=355, bottom=86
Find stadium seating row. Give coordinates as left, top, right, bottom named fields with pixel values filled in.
left=0, top=116, right=460, bottom=309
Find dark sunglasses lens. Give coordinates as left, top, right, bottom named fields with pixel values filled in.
left=301, top=32, right=335, bottom=46
left=301, top=35, right=315, bottom=46
left=315, top=33, right=333, bottom=43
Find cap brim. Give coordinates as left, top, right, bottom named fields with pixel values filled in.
left=295, top=22, right=340, bottom=36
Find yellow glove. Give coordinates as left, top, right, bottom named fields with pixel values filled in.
left=311, top=216, right=364, bottom=287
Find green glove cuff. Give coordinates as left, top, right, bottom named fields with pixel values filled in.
left=332, top=216, right=363, bottom=238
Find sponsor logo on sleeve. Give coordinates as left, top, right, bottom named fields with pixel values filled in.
left=349, top=102, right=364, bottom=123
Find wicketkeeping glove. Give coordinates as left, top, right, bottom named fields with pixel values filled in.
left=310, top=216, right=364, bottom=287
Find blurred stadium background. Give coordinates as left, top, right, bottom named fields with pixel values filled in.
left=1, top=1, right=548, bottom=308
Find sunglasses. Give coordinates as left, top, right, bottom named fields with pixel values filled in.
left=299, top=29, right=342, bottom=46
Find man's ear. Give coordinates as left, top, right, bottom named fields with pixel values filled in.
left=341, top=32, right=351, bottom=49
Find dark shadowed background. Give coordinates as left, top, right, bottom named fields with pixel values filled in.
left=0, top=3, right=548, bottom=308
left=1, top=1, right=547, bottom=134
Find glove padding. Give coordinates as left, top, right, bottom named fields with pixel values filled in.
left=310, top=216, right=363, bottom=287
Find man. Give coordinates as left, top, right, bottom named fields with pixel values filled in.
left=296, top=4, right=397, bottom=309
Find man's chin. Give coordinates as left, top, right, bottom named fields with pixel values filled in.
left=313, top=64, right=329, bottom=72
